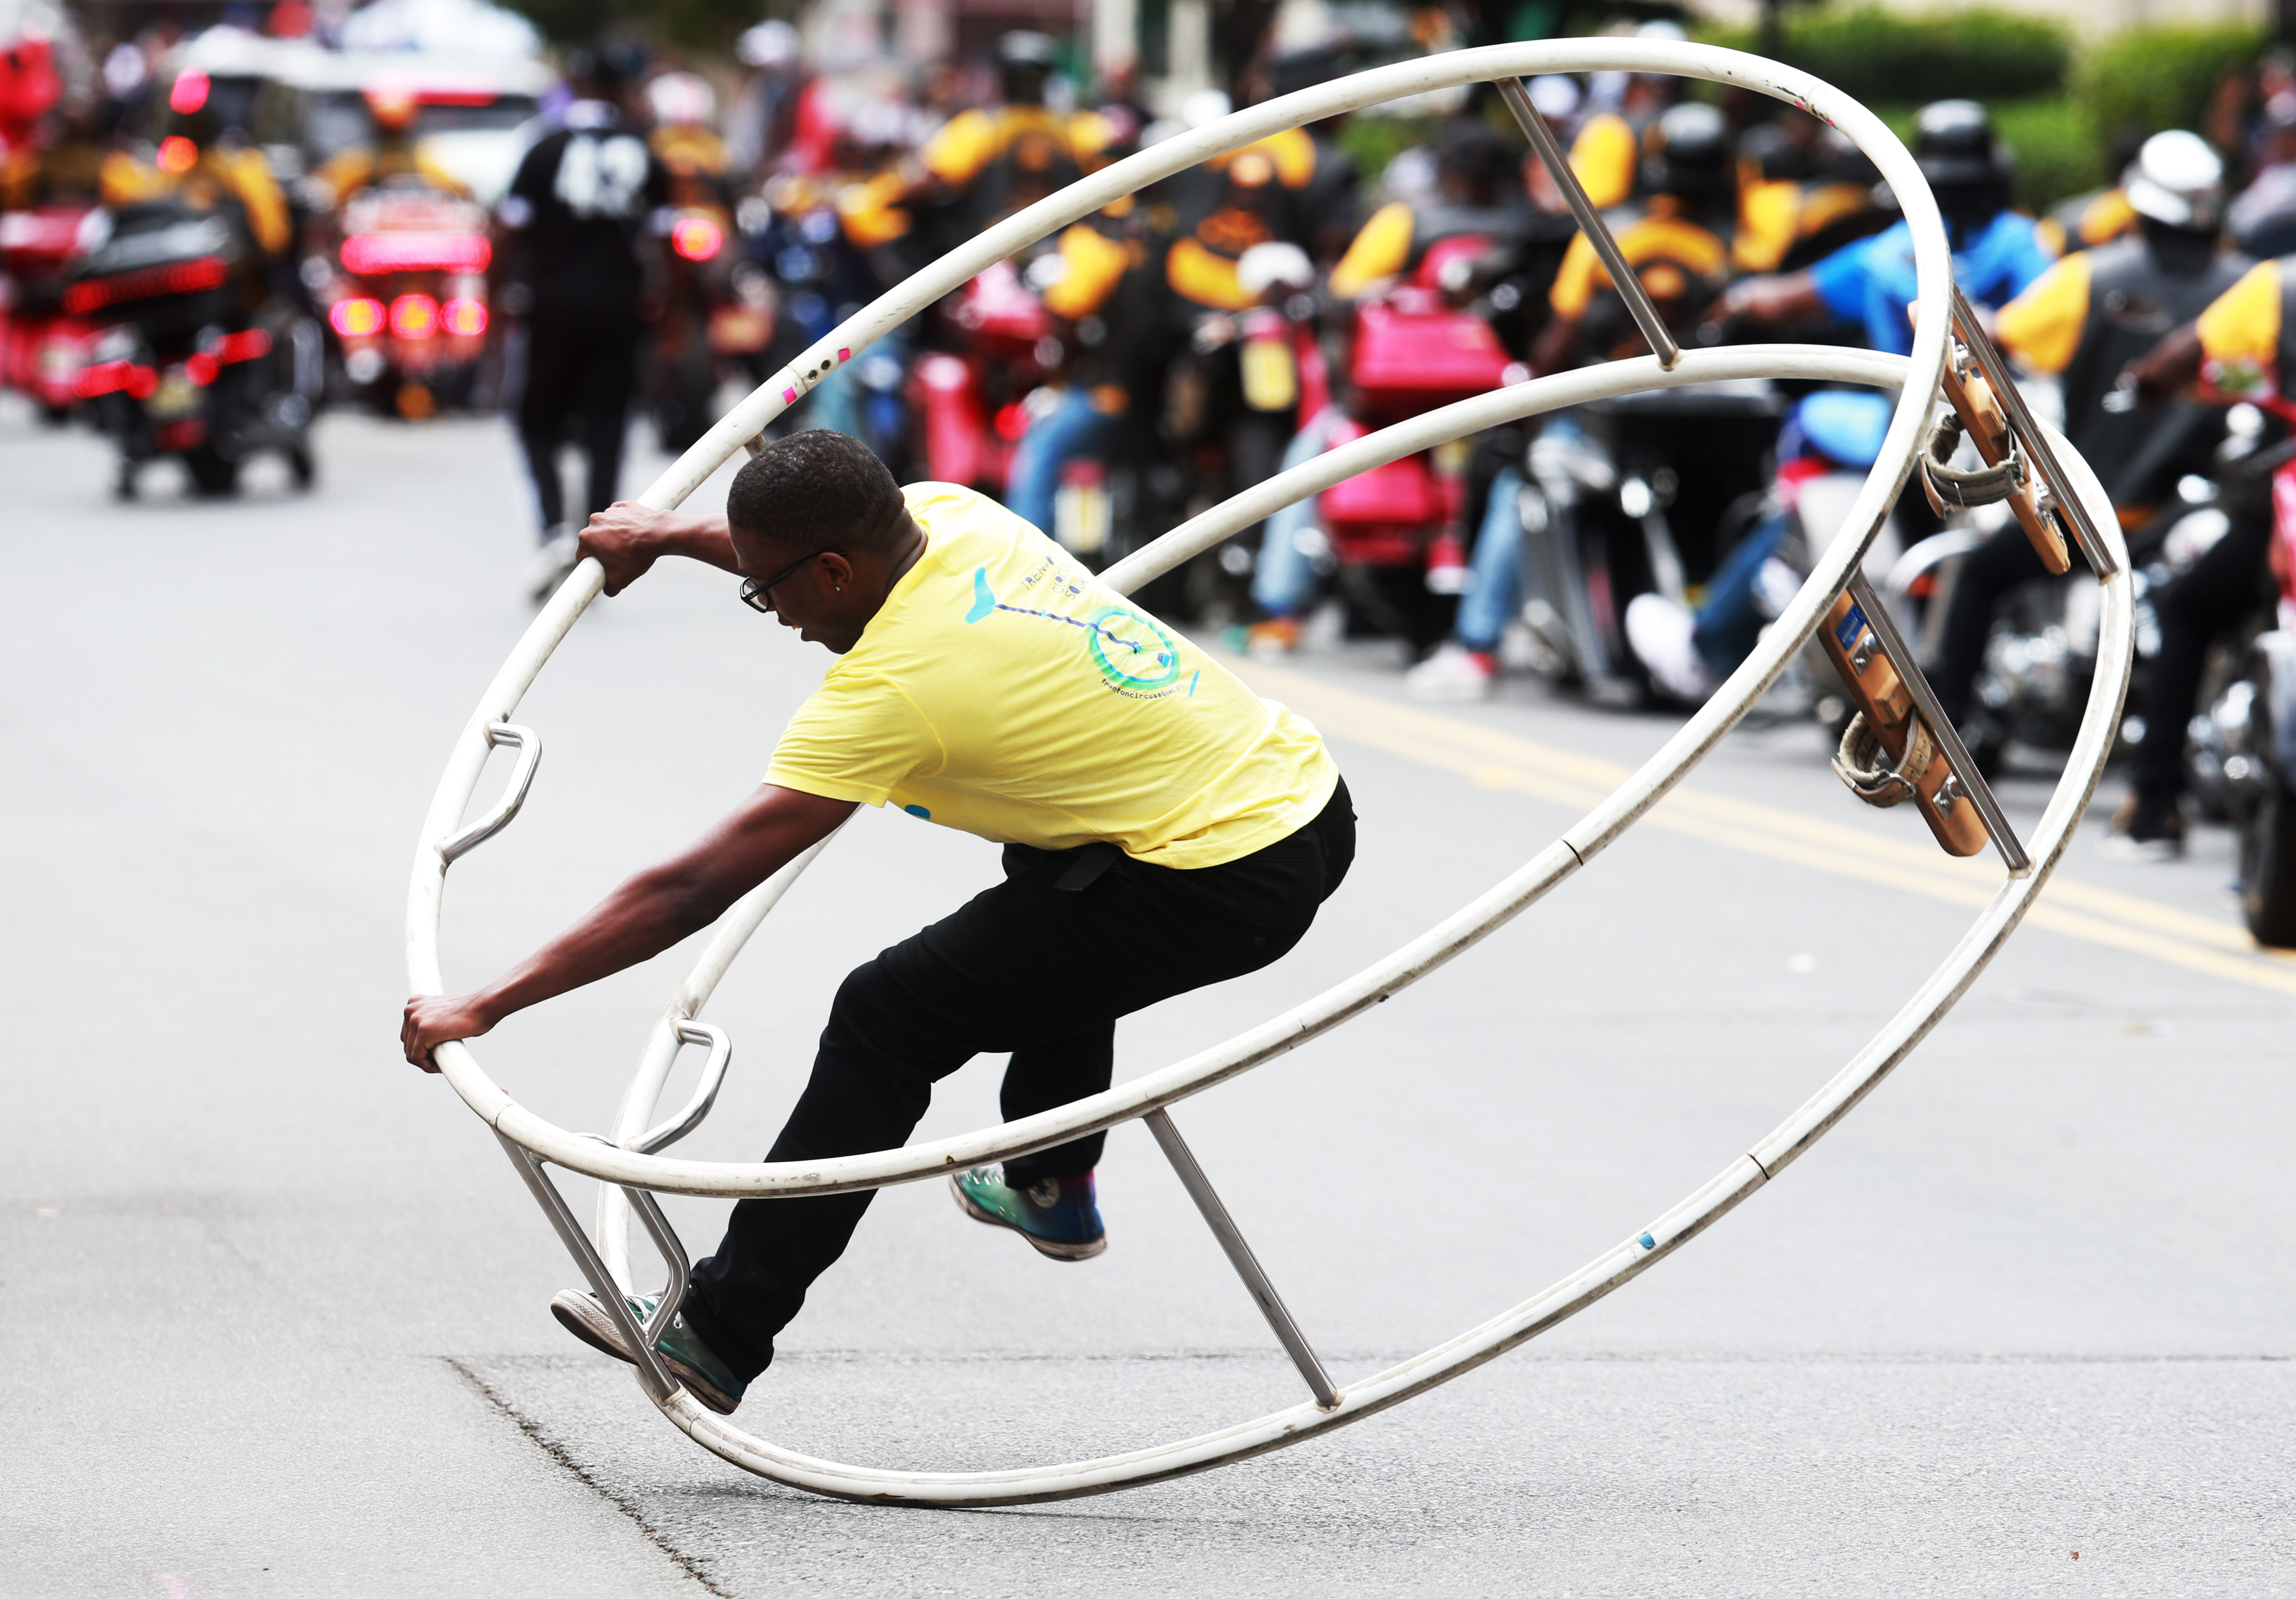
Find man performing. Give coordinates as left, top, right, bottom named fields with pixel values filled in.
left=401, top=429, right=1355, bottom=1415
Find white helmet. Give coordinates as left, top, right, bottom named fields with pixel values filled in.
left=2125, top=129, right=2225, bottom=233
left=647, top=71, right=716, bottom=129
left=1237, top=242, right=1314, bottom=300
left=737, top=19, right=800, bottom=71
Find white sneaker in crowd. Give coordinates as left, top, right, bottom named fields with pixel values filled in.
left=525, top=525, right=581, bottom=603
left=1624, top=592, right=1716, bottom=704
left=1405, top=641, right=1496, bottom=702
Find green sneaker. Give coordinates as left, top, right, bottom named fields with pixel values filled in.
left=950, top=1165, right=1107, bottom=1261
left=549, top=1289, right=747, bottom=1414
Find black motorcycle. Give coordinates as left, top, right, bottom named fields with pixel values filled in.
left=67, top=199, right=319, bottom=497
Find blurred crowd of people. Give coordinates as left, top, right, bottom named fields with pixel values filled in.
left=11, top=4, right=2296, bottom=867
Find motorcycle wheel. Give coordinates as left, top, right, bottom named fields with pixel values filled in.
left=2238, top=782, right=2296, bottom=948
left=182, top=444, right=241, bottom=498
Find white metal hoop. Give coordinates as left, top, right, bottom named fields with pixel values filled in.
left=406, top=41, right=2133, bottom=1505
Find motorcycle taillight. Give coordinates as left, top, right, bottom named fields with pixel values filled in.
left=72, top=359, right=156, bottom=400
left=671, top=216, right=724, bottom=262
left=330, top=297, right=384, bottom=338
left=441, top=297, right=488, bottom=337
left=390, top=293, right=439, bottom=340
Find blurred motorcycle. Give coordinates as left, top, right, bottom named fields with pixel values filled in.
left=320, top=184, right=490, bottom=418
left=0, top=199, right=97, bottom=421
left=2175, top=419, right=2296, bottom=945
left=747, top=175, right=906, bottom=469
left=68, top=199, right=319, bottom=496
left=652, top=198, right=741, bottom=453
left=912, top=256, right=1052, bottom=492
left=1516, top=380, right=1785, bottom=701
left=1315, top=246, right=1513, bottom=649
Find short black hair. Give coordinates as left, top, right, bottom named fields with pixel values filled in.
left=726, top=430, right=906, bottom=558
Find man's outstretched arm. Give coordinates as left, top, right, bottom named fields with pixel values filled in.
left=578, top=503, right=742, bottom=594
left=402, top=784, right=856, bottom=1070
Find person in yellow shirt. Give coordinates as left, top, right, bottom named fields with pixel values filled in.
left=912, top=31, right=1108, bottom=247
left=310, top=89, right=468, bottom=204
left=1563, top=21, right=1687, bottom=210
left=1326, top=118, right=1532, bottom=302
left=1533, top=102, right=1735, bottom=373
left=100, top=84, right=293, bottom=265
left=2096, top=245, right=2296, bottom=856
left=402, top=430, right=1356, bottom=1413
left=1925, top=131, right=2248, bottom=788
left=1730, top=120, right=1893, bottom=276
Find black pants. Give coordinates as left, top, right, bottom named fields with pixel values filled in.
left=1931, top=522, right=2049, bottom=727
left=517, top=310, right=639, bottom=536
left=681, top=780, right=1357, bottom=1382
left=2133, top=515, right=2273, bottom=811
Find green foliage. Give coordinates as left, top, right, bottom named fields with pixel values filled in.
left=1335, top=113, right=1436, bottom=190
left=2080, top=22, right=2266, bottom=145
left=1702, top=7, right=2072, bottom=105
left=1992, top=97, right=2102, bottom=215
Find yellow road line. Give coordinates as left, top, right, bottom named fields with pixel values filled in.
left=1235, top=658, right=2296, bottom=999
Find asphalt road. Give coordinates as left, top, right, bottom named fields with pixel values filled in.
left=4, top=397, right=2293, bottom=1597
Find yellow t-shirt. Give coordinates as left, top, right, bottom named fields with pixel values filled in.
left=765, top=484, right=1339, bottom=868
left=1994, top=250, right=2093, bottom=377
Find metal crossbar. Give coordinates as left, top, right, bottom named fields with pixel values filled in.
left=1146, top=1109, right=1340, bottom=1409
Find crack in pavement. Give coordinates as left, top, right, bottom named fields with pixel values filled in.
left=448, top=1357, right=729, bottom=1597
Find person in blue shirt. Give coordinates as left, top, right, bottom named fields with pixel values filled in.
left=1707, top=101, right=2057, bottom=352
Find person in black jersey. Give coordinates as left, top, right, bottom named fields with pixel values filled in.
left=499, top=47, right=670, bottom=599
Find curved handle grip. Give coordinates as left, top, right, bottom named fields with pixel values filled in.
left=631, top=1021, right=732, bottom=1155
left=437, top=722, right=541, bottom=864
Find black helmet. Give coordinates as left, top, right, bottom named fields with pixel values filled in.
left=1439, top=116, right=1515, bottom=195
left=1815, top=126, right=1880, bottom=188
left=1268, top=45, right=1346, bottom=101
left=1738, top=121, right=1811, bottom=184
left=996, top=30, right=1055, bottom=102
left=1643, top=102, right=1729, bottom=197
left=1914, top=100, right=2008, bottom=188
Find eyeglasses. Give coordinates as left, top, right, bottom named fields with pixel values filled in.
left=738, top=550, right=824, bottom=612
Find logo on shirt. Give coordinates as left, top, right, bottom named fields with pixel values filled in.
left=966, top=564, right=1199, bottom=700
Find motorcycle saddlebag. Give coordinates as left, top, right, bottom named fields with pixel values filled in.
left=1318, top=420, right=1455, bottom=566
left=1349, top=287, right=1513, bottom=421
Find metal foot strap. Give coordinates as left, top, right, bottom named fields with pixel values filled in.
left=1498, top=75, right=1682, bottom=371
left=496, top=1130, right=682, bottom=1404
left=1948, top=283, right=2118, bottom=580
left=1144, top=1109, right=1341, bottom=1411
left=1840, top=570, right=2029, bottom=874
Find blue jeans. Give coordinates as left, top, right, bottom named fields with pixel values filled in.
left=1688, top=510, right=1791, bottom=676
left=1006, top=389, right=1117, bottom=533
left=1453, top=467, right=1527, bottom=652
left=805, top=330, right=909, bottom=462
left=1252, top=410, right=1345, bottom=617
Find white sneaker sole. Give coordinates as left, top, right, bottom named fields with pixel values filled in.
left=948, top=1175, right=1108, bottom=1261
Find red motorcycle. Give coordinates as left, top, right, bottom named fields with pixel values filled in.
left=1319, top=245, right=1518, bottom=646
left=0, top=201, right=97, bottom=420
left=320, top=185, right=491, bottom=418
left=910, top=257, right=1053, bottom=492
